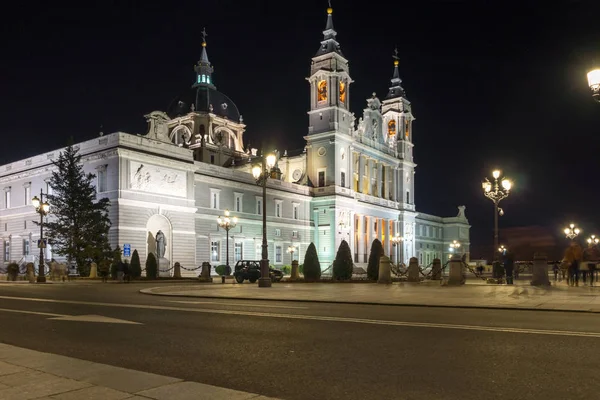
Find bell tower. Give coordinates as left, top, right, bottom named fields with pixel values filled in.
left=306, top=3, right=354, bottom=191
left=381, top=49, right=416, bottom=206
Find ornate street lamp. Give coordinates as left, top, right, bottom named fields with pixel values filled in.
left=252, top=152, right=281, bottom=287
left=587, top=69, right=600, bottom=102
left=587, top=235, right=599, bottom=245
left=482, top=169, right=512, bottom=261
left=498, top=245, right=507, bottom=254
left=287, top=245, right=297, bottom=262
left=564, top=223, right=580, bottom=240
left=391, top=233, right=404, bottom=266
left=31, top=189, right=50, bottom=283
left=217, top=209, right=237, bottom=275
left=449, top=240, right=461, bottom=256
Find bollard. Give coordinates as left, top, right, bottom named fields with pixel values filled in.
left=199, top=262, right=213, bottom=282
left=173, top=262, right=182, bottom=279
left=378, top=255, right=392, bottom=284
left=26, top=263, right=36, bottom=283
left=89, top=262, right=98, bottom=279
left=291, top=260, right=299, bottom=280
left=407, top=257, right=420, bottom=282
left=447, top=255, right=465, bottom=285
left=530, top=252, right=551, bottom=286
left=431, top=258, right=442, bottom=280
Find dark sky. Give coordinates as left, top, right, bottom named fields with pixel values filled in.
left=3, top=0, right=600, bottom=254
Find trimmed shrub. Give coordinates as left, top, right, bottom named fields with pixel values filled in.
left=281, top=265, right=291, bottom=275
left=130, top=249, right=141, bottom=278
left=110, top=262, right=118, bottom=280
left=303, top=243, right=321, bottom=281
left=215, top=265, right=228, bottom=276
left=299, top=264, right=304, bottom=275
left=367, top=239, right=385, bottom=280
left=333, top=240, right=353, bottom=280
left=146, top=253, right=158, bottom=279
left=7, top=263, right=19, bottom=281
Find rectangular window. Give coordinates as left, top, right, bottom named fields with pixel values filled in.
left=234, top=193, right=243, bottom=213
left=4, top=240, right=9, bottom=262
left=24, top=186, right=31, bottom=205
left=210, top=154, right=215, bottom=164
left=292, top=230, right=298, bottom=238
left=275, top=228, right=281, bottom=237
left=256, top=197, right=262, bottom=215
left=97, top=169, right=107, bottom=192
left=275, top=200, right=282, bottom=218
left=5, top=190, right=10, bottom=209
left=210, top=189, right=220, bottom=210
left=210, top=241, right=220, bottom=262
left=406, top=191, right=410, bottom=204
left=23, top=239, right=30, bottom=256
left=318, top=171, right=325, bottom=187
left=340, top=171, right=346, bottom=187
left=293, top=204, right=299, bottom=220
left=234, top=242, right=243, bottom=262
left=46, top=181, right=52, bottom=196
left=275, top=245, right=283, bottom=264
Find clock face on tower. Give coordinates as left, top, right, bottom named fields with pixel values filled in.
left=292, top=169, right=303, bottom=181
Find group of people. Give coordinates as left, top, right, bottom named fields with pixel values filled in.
left=560, top=240, right=600, bottom=286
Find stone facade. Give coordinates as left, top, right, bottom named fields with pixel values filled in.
left=0, top=5, right=470, bottom=275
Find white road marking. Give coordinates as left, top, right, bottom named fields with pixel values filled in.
left=166, top=300, right=309, bottom=309
left=0, top=295, right=598, bottom=338
left=0, top=307, right=141, bottom=325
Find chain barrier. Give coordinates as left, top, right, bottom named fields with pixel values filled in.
left=390, top=263, right=408, bottom=277
left=180, top=265, right=202, bottom=271
left=461, top=260, right=487, bottom=280
left=419, top=261, right=435, bottom=278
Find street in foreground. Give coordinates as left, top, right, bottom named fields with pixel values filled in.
left=0, top=282, right=599, bottom=400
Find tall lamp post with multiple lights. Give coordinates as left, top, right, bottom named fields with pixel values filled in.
left=449, top=240, right=461, bottom=258
left=217, top=210, right=237, bottom=275
left=31, top=189, right=50, bottom=283
left=482, top=170, right=512, bottom=261
left=252, top=152, right=281, bottom=288
left=287, top=245, right=297, bottom=262
left=587, top=69, right=600, bottom=102
left=391, top=233, right=404, bottom=266
left=564, top=223, right=580, bottom=240
left=588, top=235, right=599, bottom=246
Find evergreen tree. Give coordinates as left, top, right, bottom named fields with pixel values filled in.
left=302, top=242, right=321, bottom=281
left=41, top=143, right=112, bottom=274
left=130, top=249, right=142, bottom=278
left=146, top=253, right=158, bottom=279
left=333, top=240, right=353, bottom=280
left=367, top=239, right=385, bottom=280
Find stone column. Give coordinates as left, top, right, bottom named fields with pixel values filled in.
left=333, top=208, right=340, bottom=255
left=313, top=209, right=320, bottom=254
left=383, top=219, right=390, bottom=258
left=531, top=252, right=551, bottom=286
left=349, top=210, right=356, bottom=262
left=447, top=255, right=465, bottom=285
left=357, top=214, right=364, bottom=263
left=392, top=167, right=397, bottom=202
left=358, top=154, right=365, bottom=193
left=407, top=257, right=420, bottom=282
left=366, top=159, right=372, bottom=196
left=376, top=162, right=383, bottom=198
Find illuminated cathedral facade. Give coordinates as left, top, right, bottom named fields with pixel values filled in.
left=0, top=6, right=470, bottom=274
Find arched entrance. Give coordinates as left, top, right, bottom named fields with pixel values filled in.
left=146, top=214, right=173, bottom=277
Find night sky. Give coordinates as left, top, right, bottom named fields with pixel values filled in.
left=3, top=0, right=600, bottom=255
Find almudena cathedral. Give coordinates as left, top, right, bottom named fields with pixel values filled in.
left=0, top=6, right=470, bottom=275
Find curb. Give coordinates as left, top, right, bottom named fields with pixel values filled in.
left=139, top=288, right=600, bottom=314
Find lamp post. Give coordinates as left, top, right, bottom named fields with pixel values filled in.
left=252, top=152, right=281, bottom=287
left=287, top=245, right=297, bottom=262
left=587, top=235, right=599, bottom=245
left=391, top=233, right=404, bottom=266
left=31, top=189, right=50, bottom=283
left=587, top=68, right=600, bottom=102
left=449, top=240, right=461, bottom=258
left=217, top=209, right=237, bottom=275
left=482, top=169, right=512, bottom=261
left=564, top=223, right=580, bottom=240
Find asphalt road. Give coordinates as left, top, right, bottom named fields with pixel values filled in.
left=0, top=282, right=599, bottom=400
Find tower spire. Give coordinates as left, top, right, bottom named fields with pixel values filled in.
left=194, top=27, right=215, bottom=88
left=315, top=2, right=343, bottom=57
left=386, top=47, right=406, bottom=99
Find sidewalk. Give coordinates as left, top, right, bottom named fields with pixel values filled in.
left=140, top=280, right=600, bottom=313
left=0, top=343, right=279, bottom=400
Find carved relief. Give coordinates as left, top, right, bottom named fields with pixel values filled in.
left=129, top=161, right=186, bottom=197
left=144, top=111, right=171, bottom=143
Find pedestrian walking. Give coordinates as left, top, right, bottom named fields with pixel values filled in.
left=583, top=242, right=600, bottom=287
left=564, top=240, right=583, bottom=287
left=552, top=262, right=560, bottom=281
left=503, top=250, right=515, bottom=285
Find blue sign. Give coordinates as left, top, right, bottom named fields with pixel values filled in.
left=123, top=244, right=131, bottom=257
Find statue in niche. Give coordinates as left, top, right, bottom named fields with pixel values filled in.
left=156, top=230, right=166, bottom=259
